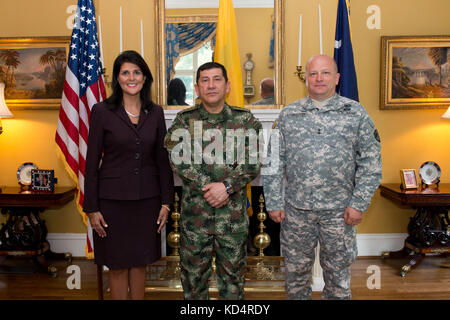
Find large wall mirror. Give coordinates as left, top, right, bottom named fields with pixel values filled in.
left=155, top=0, right=284, bottom=109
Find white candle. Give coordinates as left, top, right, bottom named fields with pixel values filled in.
left=98, top=15, right=104, bottom=64
left=298, top=14, right=302, bottom=66
left=319, top=4, right=323, bottom=54
left=140, top=19, right=144, bottom=57
left=119, top=6, right=123, bottom=53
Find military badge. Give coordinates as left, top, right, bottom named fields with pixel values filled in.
left=374, top=129, right=380, bottom=142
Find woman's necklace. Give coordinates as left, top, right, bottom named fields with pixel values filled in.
left=125, top=108, right=140, bottom=118
left=123, top=103, right=140, bottom=118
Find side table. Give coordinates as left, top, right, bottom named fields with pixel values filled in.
left=379, top=183, right=450, bottom=277
left=0, top=186, right=77, bottom=277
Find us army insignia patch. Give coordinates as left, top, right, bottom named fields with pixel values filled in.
left=374, top=129, right=380, bottom=142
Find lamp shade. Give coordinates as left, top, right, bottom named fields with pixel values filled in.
left=442, top=106, right=450, bottom=119
left=0, top=82, right=13, bottom=118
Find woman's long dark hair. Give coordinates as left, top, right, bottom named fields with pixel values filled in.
left=105, top=50, right=154, bottom=111
left=167, top=78, right=188, bottom=105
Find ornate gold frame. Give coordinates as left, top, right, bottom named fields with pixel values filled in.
left=380, top=35, right=450, bottom=110
left=155, top=0, right=284, bottom=109
left=400, top=169, right=418, bottom=190
left=0, top=37, right=70, bottom=110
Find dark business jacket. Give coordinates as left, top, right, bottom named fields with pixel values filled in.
left=83, top=101, right=174, bottom=213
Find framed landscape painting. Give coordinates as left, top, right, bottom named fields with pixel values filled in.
left=0, top=37, right=70, bottom=109
left=380, top=35, right=450, bottom=110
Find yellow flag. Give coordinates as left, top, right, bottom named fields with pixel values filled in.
left=214, top=0, right=244, bottom=108
left=214, top=0, right=252, bottom=215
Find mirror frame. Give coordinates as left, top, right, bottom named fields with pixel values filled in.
left=155, top=0, right=284, bottom=109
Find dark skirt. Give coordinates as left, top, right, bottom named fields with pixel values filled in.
left=93, top=197, right=161, bottom=270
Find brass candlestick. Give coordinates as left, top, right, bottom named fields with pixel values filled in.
left=251, top=194, right=274, bottom=280
left=295, top=65, right=306, bottom=82
left=159, top=192, right=181, bottom=280
left=167, top=193, right=181, bottom=256
left=253, top=194, right=271, bottom=256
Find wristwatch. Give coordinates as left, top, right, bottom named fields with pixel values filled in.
left=223, top=181, right=232, bottom=195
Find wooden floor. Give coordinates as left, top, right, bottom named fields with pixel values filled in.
left=0, top=255, right=448, bottom=300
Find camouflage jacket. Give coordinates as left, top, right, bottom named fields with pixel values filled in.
left=164, top=103, right=263, bottom=234
left=262, top=94, right=382, bottom=213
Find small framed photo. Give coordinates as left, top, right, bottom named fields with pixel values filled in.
left=400, top=169, right=418, bottom=190
left=31, top=169, right=55, bottom=193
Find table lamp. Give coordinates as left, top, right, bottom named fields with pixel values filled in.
left=0, top=82, right=14, bottom=135
left=442, top=106, right=450, bottom=119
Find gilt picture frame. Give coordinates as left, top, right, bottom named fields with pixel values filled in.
left=0, top=37, right=70, bottom=110
left=400, top=169, right=419, bottom=190
left=380, top=35, right=450, bottom=110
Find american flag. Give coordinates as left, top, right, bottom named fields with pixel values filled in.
left=55, top=0, right=106, bottom=258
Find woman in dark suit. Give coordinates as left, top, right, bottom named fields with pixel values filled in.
left=83, top=50, right=174, bottom=300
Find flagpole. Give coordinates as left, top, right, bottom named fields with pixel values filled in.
left=98, top=15, right=104, bottom=63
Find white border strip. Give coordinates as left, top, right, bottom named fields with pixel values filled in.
left=47, top=233, right=87, bottom=258
left=48, top=233, right=408, bottom=292
left=48, top=233, right=409, bottom=258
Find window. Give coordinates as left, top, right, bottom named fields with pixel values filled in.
left=173, top=41, right=213, bottom=105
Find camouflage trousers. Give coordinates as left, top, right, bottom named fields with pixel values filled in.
left=180, top=228, right=247, bottom=300
left=281, top=202, right=358, bottom=299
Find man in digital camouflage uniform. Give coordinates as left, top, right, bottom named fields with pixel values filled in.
left=262, top=55, right=381, bottom=299
left=164, top=62, right=262, bottom=300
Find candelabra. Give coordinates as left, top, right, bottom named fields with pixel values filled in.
left=295, top=65, right=306, bottom=82
left=102, top=68, right=112, bottom=87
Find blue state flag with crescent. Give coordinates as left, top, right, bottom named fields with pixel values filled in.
left=334, top=0, right=359, bottom=101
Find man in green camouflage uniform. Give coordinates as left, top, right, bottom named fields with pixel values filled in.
left=164, top=62, right=262, bottom=300
left=262, top=55, right=382, bottom=299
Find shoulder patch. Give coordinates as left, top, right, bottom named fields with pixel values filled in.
left=374, top=129, right=380, bottom=142
left=177, top=105, right=199, bottom=115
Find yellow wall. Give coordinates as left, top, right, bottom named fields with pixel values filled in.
left=0, top=0, right=449, bottom=235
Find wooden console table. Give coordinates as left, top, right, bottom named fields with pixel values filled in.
left=0, top=186, right=76, bottom=276
left=379, top=183, right=450, bottom=277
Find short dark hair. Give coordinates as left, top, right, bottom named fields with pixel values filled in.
left=106, top=50, right=154, bottom=111
left=196, top=62, right=228, bottom=83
